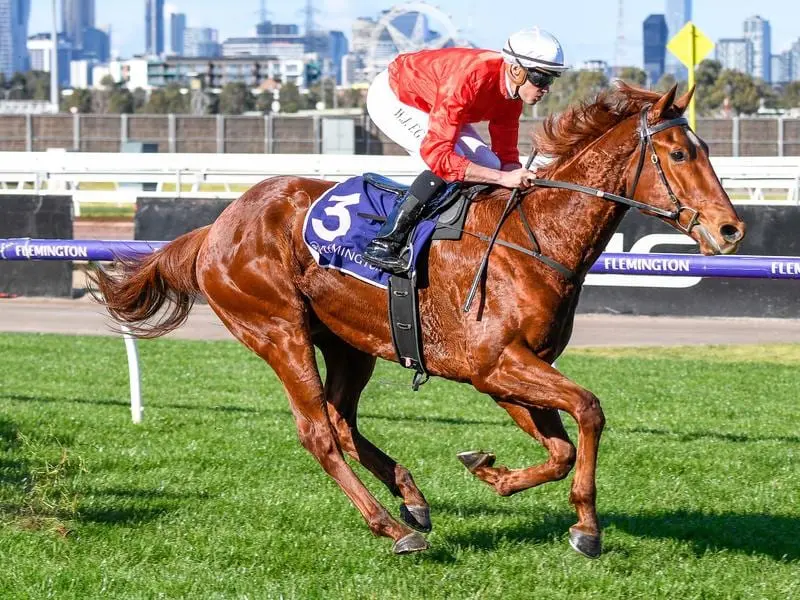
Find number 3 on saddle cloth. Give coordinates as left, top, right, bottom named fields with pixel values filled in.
left=302, top=173, right=474, bottom=390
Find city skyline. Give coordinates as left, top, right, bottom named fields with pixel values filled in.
left=25, top=0, right=800, bottom=67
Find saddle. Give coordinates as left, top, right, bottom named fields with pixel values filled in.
left=362, top=173, right=488, bottom=390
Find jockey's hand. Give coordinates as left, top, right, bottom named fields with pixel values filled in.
left=502, top=167, right=538, bottom=189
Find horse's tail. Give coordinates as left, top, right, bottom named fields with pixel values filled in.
left=88, top=226, right=211, bottom=339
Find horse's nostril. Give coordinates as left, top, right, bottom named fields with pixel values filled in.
left=720, top=224, right=743, bottom=244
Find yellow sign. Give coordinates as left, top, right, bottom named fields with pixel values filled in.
left=667, top=21, right=714, bottom=69
left=666, top=21, right=714, bottom=129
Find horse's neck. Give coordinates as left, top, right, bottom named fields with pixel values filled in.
left=525, top=132, right=636, bottom=276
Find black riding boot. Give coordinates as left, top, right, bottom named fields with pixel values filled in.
left=363, top=171, right=447, bottom=274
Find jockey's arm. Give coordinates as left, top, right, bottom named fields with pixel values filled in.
left=422, top=97, right=535, bottom=189
left=464, top=162, right=536, bottom=189
left=489, top=113, right=524, bottom=173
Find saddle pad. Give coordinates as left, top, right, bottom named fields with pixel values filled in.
left=303, top=176, right=437, bottom=288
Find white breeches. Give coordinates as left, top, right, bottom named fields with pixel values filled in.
left=366, top=69, right=502, bottom=172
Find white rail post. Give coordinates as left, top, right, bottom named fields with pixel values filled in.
left=264, top=114, right=272, bottom=154
left=216, top=114, right=225, bottom=154
left=120, top=113, right=128, bottom=146
left=168, top=114, right=177, bottom=153
left=121, top=325, right=143, bottom=424
left=25, top=114, right=33, bottom=151
left=73, top=112, right=80, bottom=151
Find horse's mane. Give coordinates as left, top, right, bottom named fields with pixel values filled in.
left=533, top=82, right=665, bottom=175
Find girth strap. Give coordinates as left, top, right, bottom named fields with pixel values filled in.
left=388, top=272, right=429, bottom=390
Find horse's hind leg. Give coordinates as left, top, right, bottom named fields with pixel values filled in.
left=205, top=293, right=426, bottom=554
left=317, top=335, right=432, bottom=533
left=471, top=346, right=605, bottom=558
left=458, top=402, right=576, bottom=497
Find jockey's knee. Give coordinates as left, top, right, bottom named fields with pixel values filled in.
left=410, top=170, right=448, bottom=204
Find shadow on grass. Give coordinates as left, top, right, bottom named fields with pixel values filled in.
left=78, top=506, right=170, bottom=525
left=616, top=426, right=800, bottom=445
left=89, top=486, right=211, bottom=501
left=605, top=511, right=799, bottom=561
left=0, top=419, right=29, bottom=489
left=3, top=392, right=507, bottom=426
left=0, top=392, right=259, bottom=414
left=432, top=500, right=799, bottom=561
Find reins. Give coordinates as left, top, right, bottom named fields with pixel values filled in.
left=461, top=106, right=696, bottom=313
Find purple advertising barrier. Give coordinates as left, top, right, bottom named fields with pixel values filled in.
left=0, top=239, right=167, bottom=262
left=1, top=238, right=799, bottom=280
left=588, top=253, right=800, bottom=279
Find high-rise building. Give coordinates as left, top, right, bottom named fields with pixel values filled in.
left=170, top=12, right=186, bottom=55
left=184, top=27, right=220, bottom=58
left=27, top=33, right=72, bottom=86
left=62, top=0, right=94, bottom=50
left=145, top=0, right=165, bottom=55
left=351, top=17, right=377, bottom=55
left=716, top=38, right=752, bottom=74
left=791, top=39, right=800, bottom=82
left=643, top=14, right=668, bottom=87
left=771, top=53, right=792, bottom=85
left=256, top=22, right=299, bottom=36
left=328, top=31, right=348, bottom=85
left=743, top=15, right=771, bottom=82
left=0, top=0, right=31, bottom=78
left=82, top=26, right=110, bottom=62
left=664, top=0, right=691, bottom=80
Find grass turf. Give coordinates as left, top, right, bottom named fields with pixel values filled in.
left=0, top=333, right=797, bottom=599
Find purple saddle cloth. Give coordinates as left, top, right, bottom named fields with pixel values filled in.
left=302, top=176, right=437, bottom=289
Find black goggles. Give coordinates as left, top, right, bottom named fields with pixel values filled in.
left=525, top=69, right=557, bottom=88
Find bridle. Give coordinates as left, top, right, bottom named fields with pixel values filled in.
left=626, top=107, right=700, bottom=234
left=531, top=106, right=700, bottom=234
left=462, top=104, right=705, bottom=310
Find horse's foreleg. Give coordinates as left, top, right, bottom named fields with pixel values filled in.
left=205, top=294, right=426, bottom=554
left=459, top=402, right=576, bottom=497
left=318, top=336, right=432, bottom=533
left=472, top=344, right=605, bottom=558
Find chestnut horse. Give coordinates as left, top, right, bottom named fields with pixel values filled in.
left=90, top=84, right=745, bottom=558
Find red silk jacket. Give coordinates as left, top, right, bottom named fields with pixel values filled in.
left=388, top=47, right=523, bottom=181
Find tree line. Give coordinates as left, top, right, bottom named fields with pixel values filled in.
left=533, top=61, right=800, bottom=117
left=0, top=71, right=364, bottom=115
left=3, top=61, right=799, bottom=117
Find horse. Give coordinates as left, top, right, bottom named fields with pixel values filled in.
left=89, top=83, right=745, bottom=558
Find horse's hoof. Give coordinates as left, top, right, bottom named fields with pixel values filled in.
left=568, top=528, right=602, bottom=559
left=392, top=532, right=429, bottom=555
left=457, top=450, right=496, bottom=473
left=400, top=504, right=432, bottom=533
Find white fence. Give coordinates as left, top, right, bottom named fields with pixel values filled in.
left=0, top=151, right=798, bottom=215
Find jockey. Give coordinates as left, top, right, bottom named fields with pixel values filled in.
left=363, top=27, right=567, bottom=274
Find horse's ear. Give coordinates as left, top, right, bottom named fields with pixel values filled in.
left=652, top=84, right=678, bottom=119
left=673, top=85, right=696, bottom=115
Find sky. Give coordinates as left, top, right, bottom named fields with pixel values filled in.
left=28, top=0, right=800, bottom=67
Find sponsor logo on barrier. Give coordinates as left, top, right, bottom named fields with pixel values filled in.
left=602, top=256, right=692, bottom=273
left=0, top=242, right=13, bottom=260
left=771, top=261, right=800, bottom=276
left=10, top=244, right=90, bottom=259
left=585, top=233, right=702, bottom=289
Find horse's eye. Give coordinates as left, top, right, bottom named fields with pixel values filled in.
left=670, top=150, right=686, bottom=162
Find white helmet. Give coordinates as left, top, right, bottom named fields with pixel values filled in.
left=502, top=28, right=568, bottom=75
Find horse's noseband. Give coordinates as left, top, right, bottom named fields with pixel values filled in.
left=627, top=108, right=700, bottom=234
